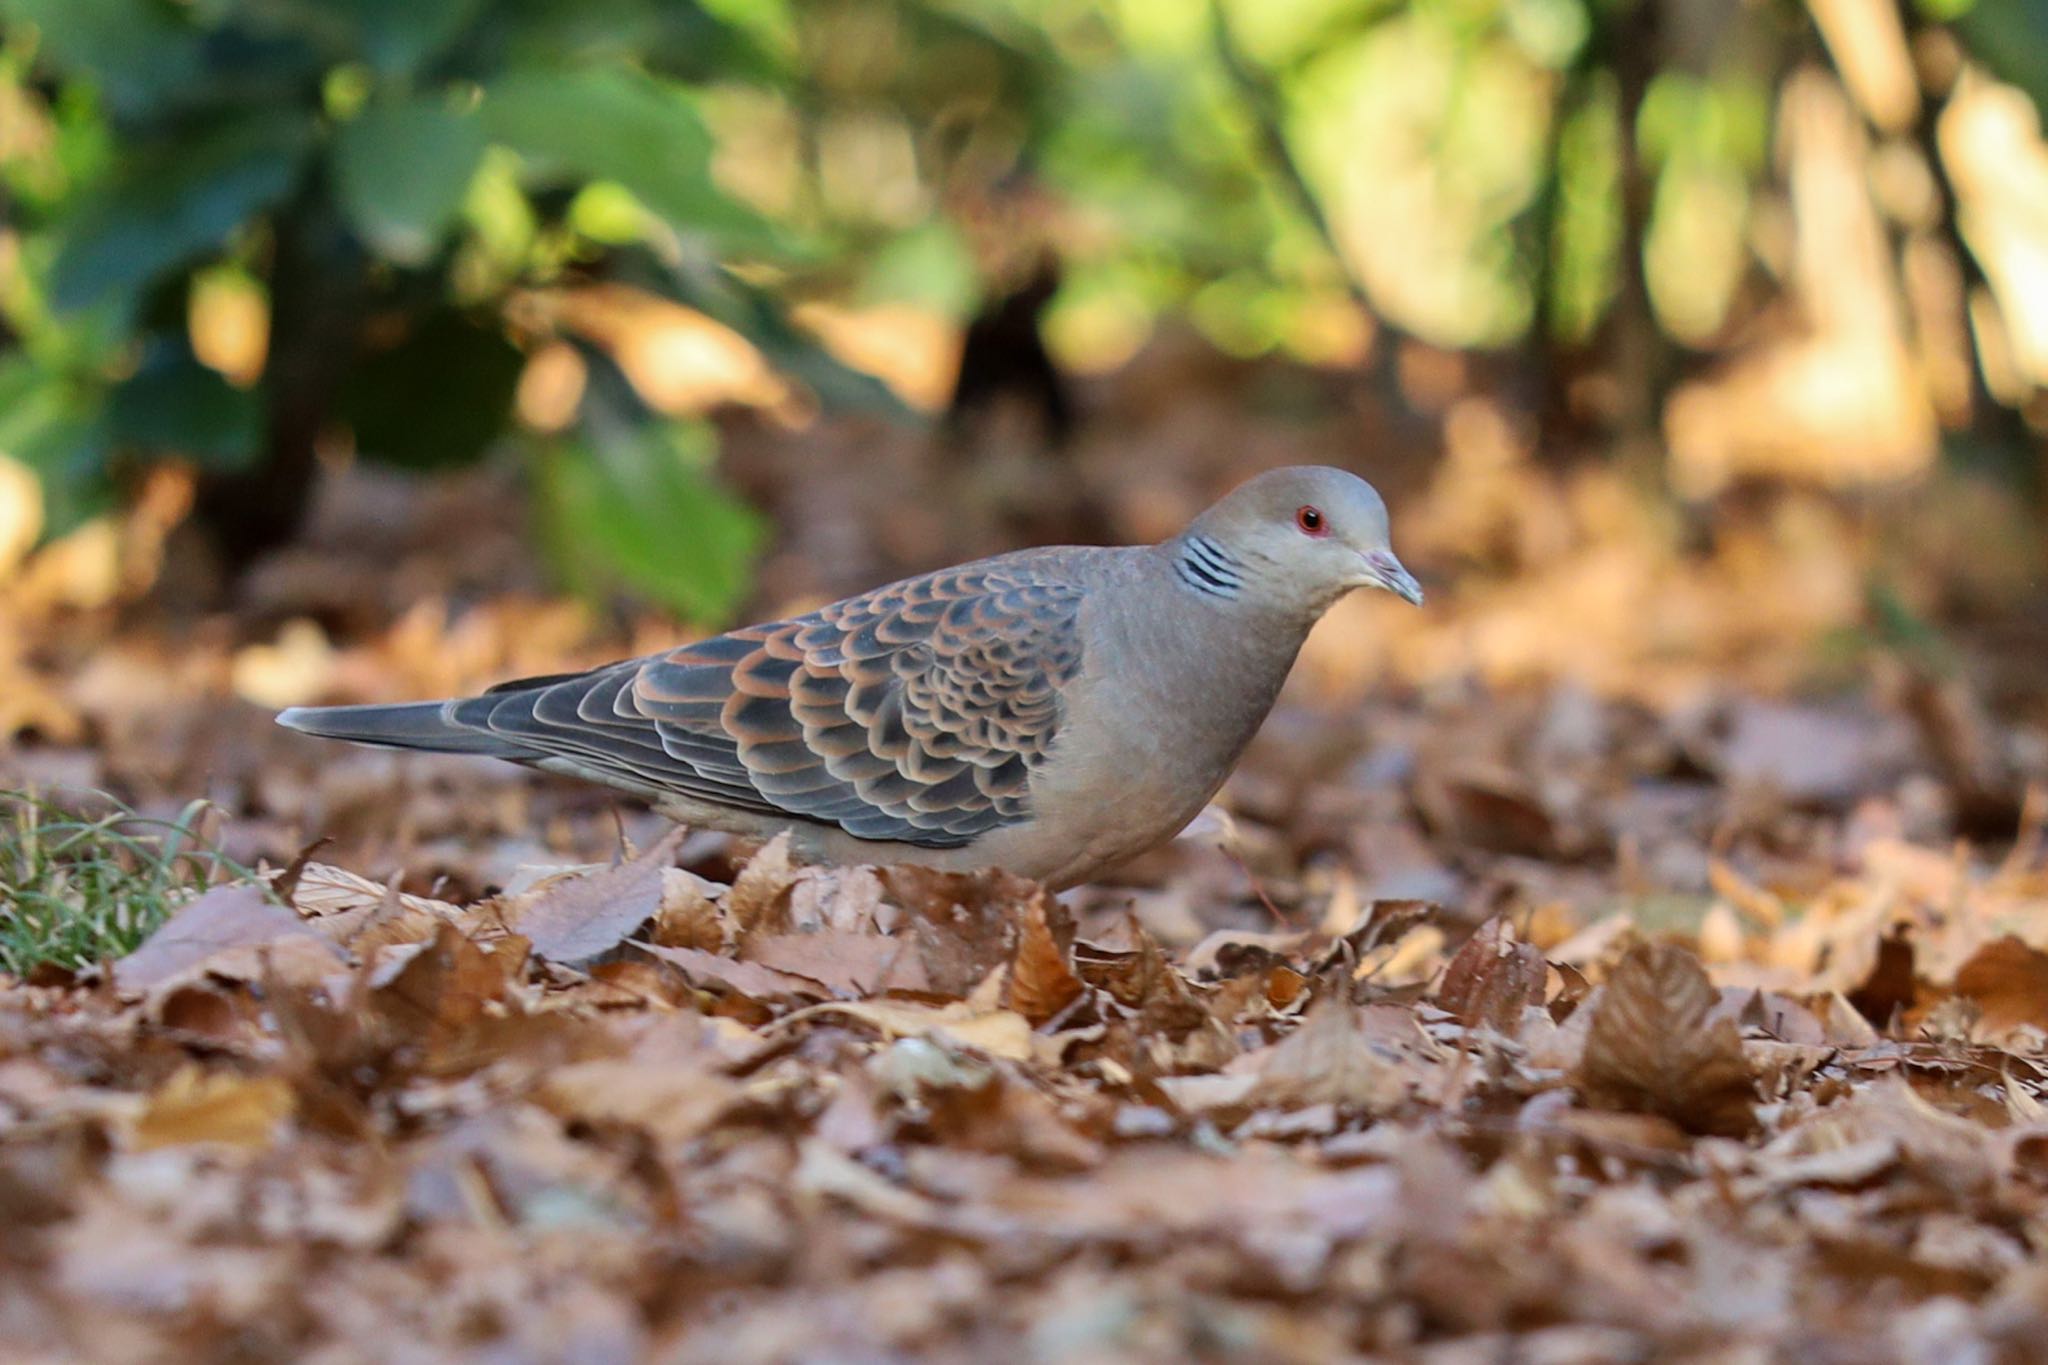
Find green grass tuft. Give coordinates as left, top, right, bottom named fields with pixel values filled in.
left=0, top=791, right=254, bottom=979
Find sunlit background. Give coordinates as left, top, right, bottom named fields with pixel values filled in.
left=1, top=0, right=2046, bottom=873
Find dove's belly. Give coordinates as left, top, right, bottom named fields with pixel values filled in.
left=974, top=658, right=1278, bottom=885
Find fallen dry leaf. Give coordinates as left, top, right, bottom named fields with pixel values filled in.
left=290, top=862, right=462, bottom=950
left=1436, top=915, right=1547, bottom=1037
left=782, top=999, right=1036, bottom=1062
left=725, top=831, right=799, bottom=934
left=651, top=867, right=728, bottom=951
left=1004, top=892, right=1083, bottom=1025
left=1250, top=994, right=1429, bottom=1112
left=368, top=921, right=533, bottom=1074
left=1575, top=942, right=1757, bottom=1137
left=533, top=1059, right=738, bottom=1143
left=113, top=884, right=345, bottom=996
left=511, top=827, right=684, bottom=965
left=130, top=1066, right=294, bottom=1150
left=1953, top=936, right=2048, bottom=1037
left=740, top=929, right=932, bottom=996
left=634, top=939, right=825, bottom=1003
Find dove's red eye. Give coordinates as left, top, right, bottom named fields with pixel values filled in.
left=1295, top=505, right=1328, bottom=536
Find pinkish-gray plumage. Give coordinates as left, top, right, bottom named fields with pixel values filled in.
left=279, top=465, right=1420, bottom=888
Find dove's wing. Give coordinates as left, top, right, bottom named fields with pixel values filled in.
left=443, top=559, right=1088, bottom=847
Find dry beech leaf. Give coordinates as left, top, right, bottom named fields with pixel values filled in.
left=923, top=1071, right=1104, bottom=1172
left=878, top=865, right=1042, bottom=997
left=153, top=984, right=262, bottom=1046
left=113, top=884, right=344, bottom=996
left=290, top=863, right=461, bottom=950
left=579, top=957, right=695, bottom=1009
left=739, top=930, right=931, bottom=996
left=1419, top=769, right=1563, bottom=858
left=131, top=1067, right=294, bottom=1151
left=1953, top=936, right=2048, bottom=1036
left=726, top=832, right=799, bottom=935
left=1770, top=1077, right=1994, bottom=1196
left=1005, top=893, right=1083, bottom=1026
left=1846, top=928, right=1917, bottom=1033
left=1250, top=994, right=1423, bottom=1112
left=1809, top=990, right=1881, bottom=1047
left=1575, top=942, right=1757, bottom=1137
left=368, top=922, right=531, bottom=1074
left=511, top=827, right=685, bottom=966
left=651, top=868, right=728, bottom=952
left=532, top=1060, right=738, bottom=1144
left=1437, top=915, right=1547, bottom=1037
left=781, top=1000, right=1036, bottom=1062
left=634, top=940, right=823, bottom=1003
left=786, top=865, right=891, bottom=933
left=1265, top=966, right=1309, bottom=1011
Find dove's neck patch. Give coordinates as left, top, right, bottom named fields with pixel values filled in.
left=1174, top=534, right=1245, bottom=599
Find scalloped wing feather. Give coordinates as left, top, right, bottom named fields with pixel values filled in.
left=455, top=562, right=1087, bottom=848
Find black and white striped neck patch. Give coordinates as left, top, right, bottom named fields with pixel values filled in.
left=1174, top=534, right=1245, bottom=599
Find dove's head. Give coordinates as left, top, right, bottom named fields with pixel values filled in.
left=1174, top=465, right=1422, bottom=616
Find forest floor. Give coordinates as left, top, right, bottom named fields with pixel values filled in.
left=5, top=348, right=2048, bottom=1361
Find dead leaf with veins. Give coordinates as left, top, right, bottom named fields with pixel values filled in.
left=1575, top=942, right=1757, bottom=1137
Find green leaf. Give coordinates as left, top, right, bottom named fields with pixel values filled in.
left=333, top=96, right=487, bottom=264
left=535, top=419, right=764, bottom=624
left=339, top=308, right=524, bottom=469
left=3, top=0, right=206, bottom=120
left=482, top=0, right=786, bottom=81
left=106, top=338, right=263, bottom=472
left=50, top=115, right=315, bottom=313
left=329, top=0, right=484, bottom=77
left=1949, top=0, right=2048, bottom=116
left=0, top=354, right=116, bottom=535
left=479, top=68, right=775, bottom=251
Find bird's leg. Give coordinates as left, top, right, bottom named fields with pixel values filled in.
left=1224, top=843, right=1296, bottom=929
left=1193, top=805, right=1296, bottom=929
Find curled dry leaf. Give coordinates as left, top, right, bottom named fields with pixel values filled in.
left=878, top=865, right=1043, bottom=998
left=1004, top=893, right=1083, bottom=1026
left=368, top=921, right=533, bottom=1075
left=1415, top=768, right=1566, bottom=858
left=1575, top=942, right=1757, bottom=1137
left=1436, top=915, right=1547, bottom=1037
left=1770, top=1077, right=1995, bottom=1197
left=1845, top=928, right=1917, bottom=1033
left=290, top=863, right=461, bottom=951
left=651, top=868, right=728, bottom=952
left=131, top=1066, right=294, bottom=1151
left=725, top=831, right=799, bottom=935
left=786, top=864, right=891, bottom=934
left=1953, top=936, right=2048, bottom=1037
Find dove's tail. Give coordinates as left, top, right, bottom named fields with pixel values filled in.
left=276, top=701, right=525, bottom=757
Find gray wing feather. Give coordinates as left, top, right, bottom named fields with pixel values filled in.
left=436, top=560, right=1087, bottom=847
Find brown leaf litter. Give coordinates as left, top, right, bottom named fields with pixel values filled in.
left=8, top=813, right=2048, bottom=1359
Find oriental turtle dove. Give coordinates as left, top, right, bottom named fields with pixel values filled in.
left=279, top=465, right=1421, bottom=888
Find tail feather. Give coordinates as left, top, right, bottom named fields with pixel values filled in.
left=276, top=701, right=526, bottom=757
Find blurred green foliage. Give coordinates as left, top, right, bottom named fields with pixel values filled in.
left=0, top=0, right=2043, bottom=617
left=0, top=0, right=869, bottom=620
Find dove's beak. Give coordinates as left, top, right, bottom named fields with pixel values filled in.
left=1360, top=550, right=1424, bottom=606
